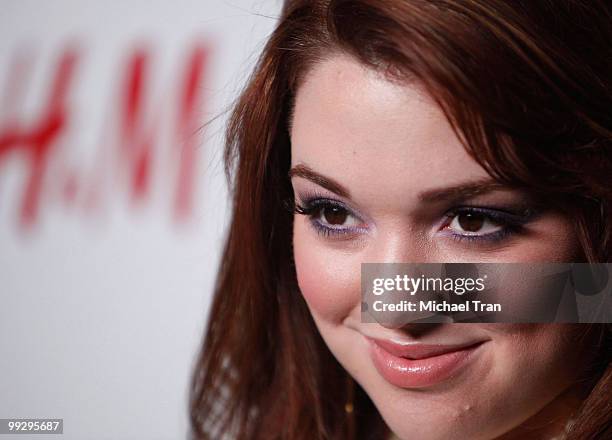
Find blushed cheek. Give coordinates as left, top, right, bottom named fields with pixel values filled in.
left=293, top=220, right=361, bottom=324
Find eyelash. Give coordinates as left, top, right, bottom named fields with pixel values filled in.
left=440, top=206, right=531, bottom=243
left=293, top=197, right=534, bottom=243
left=293, top=197, right=367, bottom=238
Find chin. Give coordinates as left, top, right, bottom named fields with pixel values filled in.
left=314, top=319, right=583, bottom=440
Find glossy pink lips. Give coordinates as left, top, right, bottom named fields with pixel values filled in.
left=368, top=338, right=484, bottom=388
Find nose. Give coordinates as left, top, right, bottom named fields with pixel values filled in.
left=362, top=228, right=444, bottom=328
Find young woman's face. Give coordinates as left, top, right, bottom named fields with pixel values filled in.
left=290, top=54, right=590, bottom=440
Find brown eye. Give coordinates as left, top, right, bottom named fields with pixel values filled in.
left=457, top=212, right=485, bottom=232
left=322, top=206, right=348, bottom=225
left=448, top=211, right=503, bottom=236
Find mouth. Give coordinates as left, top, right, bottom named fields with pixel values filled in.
left=366, top=337, right=486, bottom=389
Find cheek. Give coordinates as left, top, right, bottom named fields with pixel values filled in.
left=485, top=324, right=586, bottom=392
left=293, top=218, right=360, bottom=323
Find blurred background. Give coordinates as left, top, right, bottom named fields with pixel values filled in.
left=0, top=1, right=282, bottom=438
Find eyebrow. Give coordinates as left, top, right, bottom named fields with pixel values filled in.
left=288, top=163, right=507, bottom=203
left=417, top=179, right=506, bottom=203
left=288, top=164, right=350, bottom=198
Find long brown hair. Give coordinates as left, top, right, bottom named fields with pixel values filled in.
left=190, top=1, right=612, bottom=438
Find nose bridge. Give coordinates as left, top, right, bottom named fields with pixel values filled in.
left=370, top=225, right=428, bottom=264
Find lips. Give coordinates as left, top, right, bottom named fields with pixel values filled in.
left=367, top=337, right=485, bottom=388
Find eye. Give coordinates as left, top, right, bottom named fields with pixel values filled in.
left=314, top=205, right=359, bottom=227
left=447, top=211, right=503, bottom=235
left=293, top=197, right=366, bottom=237
left=440, top=206, right=535, bottom=243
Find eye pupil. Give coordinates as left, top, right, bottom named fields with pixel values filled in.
left=323, top=206, right=347, bottom=225
left=458, top=212, right=484, bottom=232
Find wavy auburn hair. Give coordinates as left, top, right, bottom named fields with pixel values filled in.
left=191, top=1, right=612, bottom=439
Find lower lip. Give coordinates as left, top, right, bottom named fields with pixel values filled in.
left=368, top=338, right=483, bottom=389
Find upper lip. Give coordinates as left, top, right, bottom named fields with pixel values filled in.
left=368, top=338, right=485, bottom=360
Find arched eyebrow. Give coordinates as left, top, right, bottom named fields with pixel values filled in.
left=289, top=164, right=350, bottom=198
left=417, top=179, right=505, bottom=203
left=289, top=163, right=506, bottom=203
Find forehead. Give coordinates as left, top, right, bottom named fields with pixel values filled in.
left=290, top=54, right=490, bottom=205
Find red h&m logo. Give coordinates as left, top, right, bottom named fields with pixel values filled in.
left=0, top=42, right=210, bottom=230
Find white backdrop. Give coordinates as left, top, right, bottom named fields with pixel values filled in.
left=0, top=1, right=281, bottom=438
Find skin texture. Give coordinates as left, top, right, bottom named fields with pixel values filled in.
left=290, top=54, right=591, bottom=440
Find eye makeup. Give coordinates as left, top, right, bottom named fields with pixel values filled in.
left=293, top=193, right=369, bottom=239
left=438, top=205, right=539, bottom=244
left=292, top=187, right=541, bottom=246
